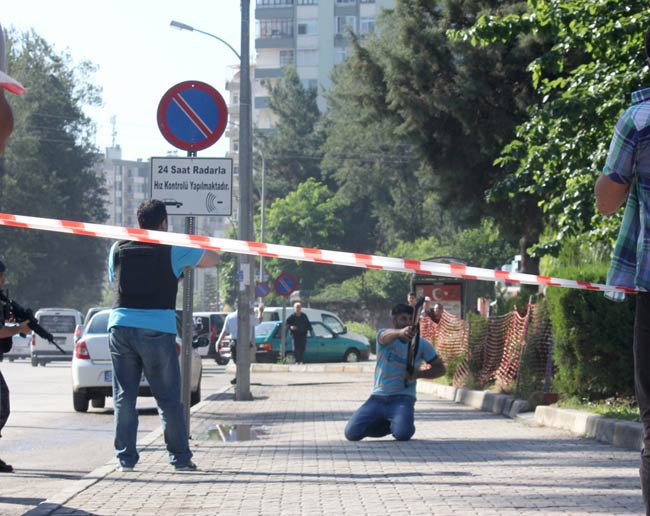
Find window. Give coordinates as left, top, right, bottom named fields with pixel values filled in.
left=301, top=78, right=318, bottom=90
left=360, top=0, right=375, bottom=3
left=297, top=0, right=318, bottom=4
left=322, top=315, right=345, bottom=334
left=297, top=20, right=318, bottom=35
left=360, top=17, right=375, bottom=33
left=280, top=50, right=294, bottom=65
left=336, top=0, right=355, bottom=4
left=313, top=323, right=333, bottom=338
left=297, top=49, right=319, bottom=67
left=257, top=0, right=293, bottom=5
left=334, top=47, right=348, bottom=65
left=257, top=19, right=294, bottom=39
left=335, top=16, right=356, bottom=34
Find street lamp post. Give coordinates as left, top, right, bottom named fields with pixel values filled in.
left=170, top=3, right=254, bottom=401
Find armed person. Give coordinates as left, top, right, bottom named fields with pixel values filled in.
left=0, top=260, right=30, bottom=473
left=344, top=302, right=445, bottom=442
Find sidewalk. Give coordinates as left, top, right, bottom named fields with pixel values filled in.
left=29, top=368, right=644, bottom=516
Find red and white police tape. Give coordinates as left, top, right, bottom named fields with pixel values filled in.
left=0, top=212, right=637, bottom=295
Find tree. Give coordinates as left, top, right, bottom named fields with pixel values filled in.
left=0, top=29, right=107, bottom=310
left=262, top=178, right=344, bottom=292
left=324, top=0, right=542, bottom=272
left=463, top=0, right=650, bottom=252
left=255, top=66, right=327, bottom=204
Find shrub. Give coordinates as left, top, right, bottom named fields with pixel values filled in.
left=545, top=263, right=635, bottom=400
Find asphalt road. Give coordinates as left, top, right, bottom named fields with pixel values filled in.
left=0, top=357, right=231, bottom=516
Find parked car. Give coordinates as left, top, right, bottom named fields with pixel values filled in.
left=71, top=309, right=203, bottom=412
left=262, top=306, right=368, bottom=344
left=192, top=311, right=229, bottom=363
left=74, top=306, right=110, bottom=344
left=31, top=308, right=82, bottom=366
left=1, top=330, right=31, bottom=361
left=254, top=321, right=370, bottom=364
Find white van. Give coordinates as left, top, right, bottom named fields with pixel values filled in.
left=31, top=308, right=82, bottom=367
left=262, top=306, right=369, bottom=345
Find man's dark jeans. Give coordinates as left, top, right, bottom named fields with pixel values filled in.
left=0, top=370, right=8, bottom=435
left=293, top=334, right=307, bottom=363
left=636, top=292, right=650, bottom=514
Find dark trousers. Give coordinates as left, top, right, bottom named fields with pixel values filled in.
left=0, top=369, right=9, bottom=436
left=636, top=292, right=650, bottom=514
left=293, top=334, right=307, bottom=363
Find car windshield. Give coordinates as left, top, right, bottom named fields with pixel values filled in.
left=39, top=315, right=76, bottom=333
left=255, top=321, right=278, bottom=337
left=86, top=312, right=110, bottom=334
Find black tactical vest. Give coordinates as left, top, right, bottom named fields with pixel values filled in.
left=113, top=241, right=177, bottom=309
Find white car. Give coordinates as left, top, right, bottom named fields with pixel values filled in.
left=71, top=309, right=203, bottom=412
left=31, top=307, right=82, bottom=366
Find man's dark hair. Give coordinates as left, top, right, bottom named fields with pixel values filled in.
left=646, top=27, right=650, bottom=60
left=137, top=200, right=167, bottom=230
left=391, top=303, right=414, bottom=317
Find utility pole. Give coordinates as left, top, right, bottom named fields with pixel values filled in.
left=235, top=0, right=253, bottom=401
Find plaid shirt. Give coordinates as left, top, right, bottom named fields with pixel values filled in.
left=605, top=87, right=650, bottom=297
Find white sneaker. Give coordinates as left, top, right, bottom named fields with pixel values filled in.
left=118, top=465, right=134, bottom=472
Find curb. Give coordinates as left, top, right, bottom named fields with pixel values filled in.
left=416, top=380, right=643, bottom=452
left=416, top=380, right=531, bottom=418
left=24, top=390, right=229, bottom=516
left=240, top=362, right=376, bottom=374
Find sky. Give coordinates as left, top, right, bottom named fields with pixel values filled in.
left=3, top=1, right=250, bottom=161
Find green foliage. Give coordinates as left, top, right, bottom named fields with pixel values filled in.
left=545, top=263, right=635, bottom=399
left=263, top=179, right=345, bottom=292
left=0, top=29, right=107, bottom=310
left=558, top=396, right=639, bottom=422
left=346, top=321, right=377, bottom=353
left=464, top=0, right=650, bottom=252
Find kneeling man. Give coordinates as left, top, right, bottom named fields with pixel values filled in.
left=345, top=303, right=446, bottom=441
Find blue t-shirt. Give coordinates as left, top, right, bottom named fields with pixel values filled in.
left=107, top=242, right=204, bottom=334
left=372, top=329, right=437, bottom=398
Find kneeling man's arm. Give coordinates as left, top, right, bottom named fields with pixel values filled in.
left=415, top=357, right=446, bottom=380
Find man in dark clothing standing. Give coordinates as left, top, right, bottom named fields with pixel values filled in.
left=286, top=302, right=313, bottom=364
left=0, top=260, right=30, bottom=473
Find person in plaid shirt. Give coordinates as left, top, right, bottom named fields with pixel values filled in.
left=595, top=27, right=650, bottom=514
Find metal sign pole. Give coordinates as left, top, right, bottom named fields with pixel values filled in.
left=280, top=297, right=286, bottom=361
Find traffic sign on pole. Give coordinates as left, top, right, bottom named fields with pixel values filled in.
left=274, top=273, right=297, bottom=297
left=255, top=281, right=271, bottom=298
left=157, top=81, right=228, bottom=152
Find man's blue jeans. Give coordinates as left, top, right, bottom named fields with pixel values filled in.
left=344, top=394, right=416, bottom=441
left=109, top=326, right=192, bottom=468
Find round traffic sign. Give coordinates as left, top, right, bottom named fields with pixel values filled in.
left=157, top=81, right=228, bottom=151
left=274, top=273, right=297, bottom=297
left=255, top=281, right=271, bottom=298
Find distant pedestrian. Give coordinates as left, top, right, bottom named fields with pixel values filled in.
left=108, top=199, right=219, bottom=472
left=344, top=303, right=445, bottom=441
left=407, top=291, right=417, bottom=308
left=286, top=302, right=313, bottom=364
left=432, top=303, right=444, bottom=324
left=215, top=307, right=261, bottom=384
left=595, top=26, right=650, bottom=515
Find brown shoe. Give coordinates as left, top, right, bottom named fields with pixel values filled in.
left=0, top=459, right=14, bottom=473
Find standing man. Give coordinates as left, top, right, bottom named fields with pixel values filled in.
left=432, top=303, right=444, bottom=324
left=108, top=200, right=219, bottom=472
left=215, top=305, right=262, bottom=384
left=286, top=302, right=313, bottom=364
left=344, top=303, right=445, bottom=441
left=595, top=27, right=650, bottom=515
left=407, top=291, right=417, bottom=308
left=0, top=260, right=30, bottom=473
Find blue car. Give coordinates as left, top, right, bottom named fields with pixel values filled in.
left=255, top=321, right=370, bottom=363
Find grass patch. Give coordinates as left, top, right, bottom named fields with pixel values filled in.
left=557, top=396, right=639, bottom=422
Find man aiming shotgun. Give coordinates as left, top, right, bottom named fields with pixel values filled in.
left=344, top=301, right=446, bottom=442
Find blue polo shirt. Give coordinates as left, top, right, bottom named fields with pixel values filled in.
left=372, top=329, right=437, bottom=398
left=107, top=242, right=204, bottom=334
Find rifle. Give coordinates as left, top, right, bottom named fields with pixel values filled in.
left=405, top=297, right=425, bottom=387
left=0, top=291, right=66, bottom=354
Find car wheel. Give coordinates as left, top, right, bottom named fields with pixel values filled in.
left=91, top=396, right=106, bottom=408
left=73, top=391, right=89, bottom=412
left=344, top=349, right=360, bottom=362
left=190, top=380, right=201, bottom=406
left=31, top=357, right=38, bottom=367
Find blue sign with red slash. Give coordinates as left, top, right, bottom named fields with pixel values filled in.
left=274, top=273, right=297, bottom=297
left=255, top=281, right=271, bottom=298
left=157, top=81, right=228, bottom=152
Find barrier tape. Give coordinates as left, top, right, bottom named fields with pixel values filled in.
left=0, top=212, right=637, bottom=295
